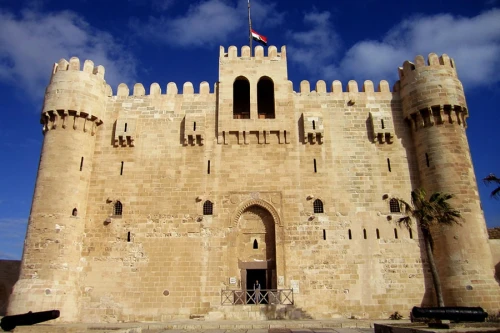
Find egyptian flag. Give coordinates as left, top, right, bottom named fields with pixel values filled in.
left=251, top=29, right=268, bottom=45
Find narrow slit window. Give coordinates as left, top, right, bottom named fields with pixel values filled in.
left=313, top=199, right=324, bottom=213
left=387, top=158, right=391, bottom=172
left=314, top=159, right=317, bottom=173
left=120, top=161, right=124, bottom=175
left=207, top=160, right=211, bottom=174
left=381, top=119, right=385, bottom=129
left=389, top=198, right=401, bottom=213
left=253, top=239, right=258, bottom=249
left=80, top=157, right=84, bottom=171
left=323, top=229, right=326, bottom=240
left=72, top=208, right=78, bottom=217
left=312, top=120, right=316, bottom=130
left=203, top=200, right=213, bottom=215
left=426, top=153, right=430, bottom=167
left=193, top=122, right=196, bottom=131
left=127, top=232, right=131, bottom=242
left=409, top=229, right=413, bottom=239
left=124, top=123, right=128, bottom=132
left=376, top=229, right=380, bottom=239
left=394, top=228, right=398, bottom=239
left=114, top=201, right=123, bottom=216
left=348, top=229, right=352, bottom=240
left=284, top=130, right=287, bottom=142
left=363, top=229, right=367, bottom=239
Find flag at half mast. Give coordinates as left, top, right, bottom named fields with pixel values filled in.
left=251, top=29, right=268, bottom=45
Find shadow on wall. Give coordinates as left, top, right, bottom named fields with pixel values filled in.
left=260, top=304, right=313, bottom=320
left=495, top=262, right=500, bottom=285
left=0, top=260, right=21, bottom=316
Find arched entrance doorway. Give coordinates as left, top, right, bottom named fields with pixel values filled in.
left=235, top=204, right=277, bottom=298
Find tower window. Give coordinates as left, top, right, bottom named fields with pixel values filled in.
left=233, top=76, right=250, bottom=119
left=425, top=153, right=430, bottom=167
left=409, top=228, right=413, bottom=239
left=80, top=157, right=84, bottom=171
left=394, top=228, right=398, bottom=239
left=203, top=200, right=213, bottom=215
left=348, top=229, right=352, bottom=240
left=363, top=229, right=367, bottom=239
left=376, top=229, right=380, bottom=239
left=193, top=122, right=196, bottom=131
left=114, top=201, right=123, bottom=216
left=257, top=76, right=275, bottom=119
left=312, top=120, right=316, bottom=130
left=387, top=158, right=391, bottom=172
left=381, top=119, right=385, bottom=129
left=253, top=239, right=258, bottom=249
left=314, top=159, right=317, bottom=173
left=313, top=199, right=324, bottom=213
left=124, top=123, right=128, bottom=132
left=120, top=161, right=124, bottom=175
left=207, top=160, right=211, bottom=174
left=72, top=208, right=78, bottom=217
left=389, top=198, right=400, bottom=213
left=127, top=231, right=131, bottom=242
left=323, top=229, right=326, bottom=240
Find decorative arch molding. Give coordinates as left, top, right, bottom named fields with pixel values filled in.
left=230, top=199, right=282, bottom=228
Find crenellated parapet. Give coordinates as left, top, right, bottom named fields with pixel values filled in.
left=42, top=57, right=107, bottom=134
left=220, top=45, right=286, bottom=60
left=296, top=79, right=393, bottom=94
left=114, top=81, right=213, bottom=97
left=398, top=53, right=468, bottom=128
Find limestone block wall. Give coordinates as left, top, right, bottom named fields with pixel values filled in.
left=0, top=260, right=20, bottom=315
left=489, top=239, right=500, bottom=281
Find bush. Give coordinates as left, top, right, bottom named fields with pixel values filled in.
left=389, top=311, right=403, bottom=320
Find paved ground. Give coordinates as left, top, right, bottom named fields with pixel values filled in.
left=144, top=329, right=375, bottom=333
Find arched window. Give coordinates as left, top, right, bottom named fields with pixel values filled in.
left=253, top=239, right=258, bottom=249
left=203, top=200, right=213, bottom=215
left=389, top=198, right=400, bottom=213
left=257, top=76, right=275, bottom=119
left=313, top=199, right=324, bottom=213
left=72, top=208, right=78, bottom=217
left=114, top=201, right=123, bottom=216
left=233, top=76, right=250, bottom=119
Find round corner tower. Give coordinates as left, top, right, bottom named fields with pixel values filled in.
left=7, top=57, right=107, bottom=321
left=399, top=53, right=500, bottom=310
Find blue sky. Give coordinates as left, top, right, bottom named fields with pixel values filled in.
left=1, top=0, right=500, bottom=260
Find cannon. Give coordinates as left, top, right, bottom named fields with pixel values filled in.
left=411, top=306, right=488, bottom=323
left=1, top=310, right=60, bottom=331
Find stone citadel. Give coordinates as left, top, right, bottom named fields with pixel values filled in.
left=5, top=45, right=500, bottom=322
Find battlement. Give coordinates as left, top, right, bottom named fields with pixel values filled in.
left=114, top=81, right=213, bottom=97
left=297, top=79, right=393, bottom=94
left=220, top=45, right=286, bottom=60
left=398, top=53, right=456, bottom=81
left=52, top=57, right=105, bottom=80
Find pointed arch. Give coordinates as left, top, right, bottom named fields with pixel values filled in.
left=230, top=199, right=282, bottom=228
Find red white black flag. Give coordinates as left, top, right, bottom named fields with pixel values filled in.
left=251, top=29, right=268, bottom=45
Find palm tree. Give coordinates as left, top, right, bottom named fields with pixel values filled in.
left=390, top=188, right=462, bottom=307
left=483, top=174, right=500, bottom=199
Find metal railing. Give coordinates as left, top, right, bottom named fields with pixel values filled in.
left=221, top=289, right=294, bottom=305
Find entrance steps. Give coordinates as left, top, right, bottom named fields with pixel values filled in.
left=205, top=304, right=314, bottom=321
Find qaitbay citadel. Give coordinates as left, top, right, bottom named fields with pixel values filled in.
left=3, top=45, right=500, bottom=323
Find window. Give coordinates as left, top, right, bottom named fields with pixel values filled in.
left=233, top=76, right=250, bottom=119
left=257, top=76, right=275, bottom=119
left=114, top=201, right=123, bottom=216
left=80, top=157, right=84, bottom=171
left=323, top=229, right=326, bottom=240
left=389, top=198, right=400, bottom=213
left=381, top=119, right=385, bottom=129
left=376, top=229, right=380, bottom=239
left=253, top=239, right=258, bottom=249
left=203, top=200, right=213, bottom=215
left=72, top=208, right=78, bottom=217
left=409, top=228, right=413, bottom=239
left=312, top=120, right=316, bottom=130
left=425, top=153, right=430, bottom=167
left=314, top=159, right=317, bottom=173
left=124, top=123, right=128, bottom=132
left=363, top=229, right=367, bottom=239
left=313, top=199, right=324, bottom=213
left=207, top=160, right=210, bottom=174
left=387, top=158, right=391, bottom=172
left=348, top=229, right=352, bottom=240
left=120, top=161, right=124, bottom=175
left=394, top=228, right=398, bottom=239
left=127, top=231, right=131, bottom=242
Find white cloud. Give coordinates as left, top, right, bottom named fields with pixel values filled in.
left=288, top=9, right=500, bottom=88
left=0, top=9, right=138, bottom=100
left=132, top=0, right=283, bottom=47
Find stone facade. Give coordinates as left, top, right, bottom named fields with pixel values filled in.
left=7, top=45, right=500, bottom=322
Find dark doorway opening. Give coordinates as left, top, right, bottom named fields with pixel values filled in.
left=246, top=269, right=267, bottom=304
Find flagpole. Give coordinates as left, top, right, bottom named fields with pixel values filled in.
left=248, top=0, right=252, bottom=56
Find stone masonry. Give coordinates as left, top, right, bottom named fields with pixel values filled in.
left=7, top=45, right=500, bottom=322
